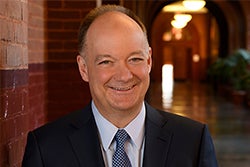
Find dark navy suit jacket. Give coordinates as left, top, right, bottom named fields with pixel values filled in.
left=22, top=102, right=218, bottom=167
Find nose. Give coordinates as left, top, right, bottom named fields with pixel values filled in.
left=114, top=62, right=133, bottom=81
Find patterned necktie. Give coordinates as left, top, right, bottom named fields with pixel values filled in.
left=112, top=129, right=132, bottom=167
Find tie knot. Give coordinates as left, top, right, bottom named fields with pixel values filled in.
left=115, top=129, right=129, bottom=146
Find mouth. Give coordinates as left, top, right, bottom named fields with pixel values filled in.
left=109, top=85, right=135, bottom=91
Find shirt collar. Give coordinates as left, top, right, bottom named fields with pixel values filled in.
left=91, top=101, right=145, bottom=151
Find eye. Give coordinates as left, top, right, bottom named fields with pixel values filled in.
left=129, top=57, right=144, bottom=64
left=97, top=60, right=113, bottom=65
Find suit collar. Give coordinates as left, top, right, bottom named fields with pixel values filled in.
left=68, top=104, right=105, bottom=167
left=143, top=103, right=173, bottom=167
left=67, top=102, right=172, bottom=167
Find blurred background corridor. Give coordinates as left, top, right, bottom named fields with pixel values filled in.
left=1, top=0, right=250, bottom=166
left=148, top=80, right=250, bottom=167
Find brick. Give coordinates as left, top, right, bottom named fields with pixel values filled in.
left=15, top=114, right=29, bottom=136
left=0, top=144, right=8, bottom=166
left=0, top=69, right=28, bottom=89
left=63, top=20, right=81, bottom=30
left=28, top=27, right=44, bottom=39
left=47, top=20, right=63, bottom=29
left=28, top=39, right=45, bottom=51
left=29, top=16, right=44, bottom=28
left=0, top=20, right=12, bottom=42
left=47, top=61, right=77, bottom=70
left=28, top=0, right=43, bottom=7
left=7, top=136, right=26, bottom=166
left=0, top=86, right=28, bottom=119
left=29, top=74, right=46, bottom=86
left=63, top=41, right=78, bottom=50
left=0, top=43, right=7, bottom=69
left=64, top=0, right=96, bottom=9
left=47, top=0, right=63, bottom=9
left=48, top=50, right=78, bottom=60
left=28, top=53, right=46, bottom=64
left=7, top=0, right=22, bottom=20
left=1, top=119, right=15, bottom=142
left=6, top=44, right=27, bottom=68
left=47, top=10, right=81, bottom=20
left=0, top=1, right=8, bottom=16
left=48, top=30, right=77, bottom=40
left=28, top=63, right=46, bottom=73
left=80, top=10, right=89, bottom=18
left=15, top=22, right=28, bottom=44
left=28, top=51, right=46, bottom=65
left=29, top=93, right=44, bottom=108
left=28, top=1, right=43, bottom=17
left=47, top=41, right=63, bottom=50
left=29, top=84, right=45, bottom=98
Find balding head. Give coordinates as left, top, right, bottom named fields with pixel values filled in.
left=78, top=5, right=148, bottom=57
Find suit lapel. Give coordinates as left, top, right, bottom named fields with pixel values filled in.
left=143, top=103, right=173, bottom=167
left=68, top=104, right=105, bottom=167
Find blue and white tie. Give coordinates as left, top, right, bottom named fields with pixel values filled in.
left=112, top=129, right=132, bottom=167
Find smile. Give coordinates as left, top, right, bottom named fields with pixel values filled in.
left=110, top=85, right=135, bottom=91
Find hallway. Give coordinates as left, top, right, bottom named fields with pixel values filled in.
left=147, top=81, right=250, bottom=167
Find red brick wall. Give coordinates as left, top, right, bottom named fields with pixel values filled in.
left=28, top=0, right=47, bottom=129
left=46, top=0, right=95, bottom=121
left=0, top=0, right=29, bottom=166
left=0, top=0, right=47, bottom=166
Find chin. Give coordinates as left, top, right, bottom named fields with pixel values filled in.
left=110, top=99, right=142, bottom=111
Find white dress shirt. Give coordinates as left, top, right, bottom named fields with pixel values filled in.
left=92, top=101, right=145, bottom=167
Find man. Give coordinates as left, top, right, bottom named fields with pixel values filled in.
left=22, top=5, right=218, bottom=167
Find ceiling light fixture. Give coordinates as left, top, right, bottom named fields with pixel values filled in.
left=174, top=14, right=192, bottom=23
left=171, top=13, right=192, bottom=29
left=171, top=20, right=187, bottom=29
left=183, top=0, right=206, bottom=11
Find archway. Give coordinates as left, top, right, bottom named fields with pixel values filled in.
left=143, top=0, right=247, bottom=82
left=149, top=1, right=211, bottom=82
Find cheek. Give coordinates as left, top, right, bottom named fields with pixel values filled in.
left=132, top=65, right=150, bottom=78
left=90, top=68, right=111, bottom=84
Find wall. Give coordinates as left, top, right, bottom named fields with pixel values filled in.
left=240, top=1, right=250, bottom=50
left=46, top=0, right=94, bottom=121
left=0, top=1, right=122, bottom=166
left=0, top=0, right=46, bottom=166
left=0, top=0, right=29, bottom=166
left=28, top=0, right=47, bottom=133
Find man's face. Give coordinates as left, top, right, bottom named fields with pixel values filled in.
left=77, top=12, right=152, bottom=115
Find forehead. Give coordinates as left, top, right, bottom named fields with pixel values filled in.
left=86, top=11, right=144, bottom=40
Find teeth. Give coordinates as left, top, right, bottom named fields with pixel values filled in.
left=112, top=86, right=133, bottom=91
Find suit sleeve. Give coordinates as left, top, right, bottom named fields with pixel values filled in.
left=198, top=125, right=218, bottom=167
left=22, top=131, right=44, bottom=167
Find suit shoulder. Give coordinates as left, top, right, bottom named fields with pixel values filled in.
left=159, top=109, right=203, bottom=127
left=146, top=103, right=204, bottom=128
left=33, top=105, right=92, bottom=137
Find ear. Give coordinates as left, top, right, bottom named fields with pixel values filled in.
left=147, top=47, right=152, bottom=73
left=77, top=55, right=89, bottom=82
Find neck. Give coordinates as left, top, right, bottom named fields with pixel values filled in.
left=95, top=102, right=143, bottom=128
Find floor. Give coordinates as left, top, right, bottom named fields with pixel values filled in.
left=147, top=81, right=250, bottom=167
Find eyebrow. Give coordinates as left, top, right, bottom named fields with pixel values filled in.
left=129, top=50, right=145, bottom=57
left=94, top=54, right=113, bottom=62
left=94, top=50, right=146, bottom=62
